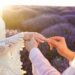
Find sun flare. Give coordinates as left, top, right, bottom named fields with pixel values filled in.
left=0, top=0, right=75, bottom=15
left=0, top=1, right=10, bottom=16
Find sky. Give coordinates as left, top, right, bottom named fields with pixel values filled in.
left=0, top=0, right=75, bottom=10
left=0, top=0, right=75, bottom=16
left=0, top=0, right=75, bottom=6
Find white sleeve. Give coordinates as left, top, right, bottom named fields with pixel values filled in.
left=62, top=58, right=75, bottom=75
left=69, top=58, right=75, bottom=68
left=29, top=48, right=61, bottom=75
left=0, top=32, right=25, bottom=55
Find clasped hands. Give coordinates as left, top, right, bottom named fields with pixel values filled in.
left=24, top=32, right=75, bottom=61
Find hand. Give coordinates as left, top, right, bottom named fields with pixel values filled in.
left=47, top=36, right=75, bottom=61
left=24, top=32, right=47, bottom=43
left=47, top=36, right=68, bottom=51
left=25, top=37, right=38, bottom=52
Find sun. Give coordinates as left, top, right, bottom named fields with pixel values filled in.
left=0, top=0, right=16, bottom=16
left=0, top=1, right=10, bottom=16
left=0, top=4, right=8, bottom=10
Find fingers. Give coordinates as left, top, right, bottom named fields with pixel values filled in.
left=35, top=38, right=45, bottom=43
left=50, top=36, right=65, bottom=41
left=47, top=38, right=58, bottom=48
left=33, top=32, right=47, bottom=43
left=24, top=32, right=65, bottom=49
left=36, top=33, right=47, bottom=41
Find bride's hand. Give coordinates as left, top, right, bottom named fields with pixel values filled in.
left=25, top=37, right=39, bottom=52
left=24, top=32, right=47, bottom=43
left=24, top=32, right=47, bottom=52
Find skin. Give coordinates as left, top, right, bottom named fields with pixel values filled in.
left=24, top=33, right=75, bottom=61
left=24, top=32, right=47, bottom=52
left=24, top=32, right=47, bottom=43
left=47, top=36, right=75, bottom=61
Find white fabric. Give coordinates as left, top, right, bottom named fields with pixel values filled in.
left=62, top=67, right=75, bottom=75
left=69, top=58, right=75, bottom=68
left=62, top=58, right=75, bottom=75
left=29, top=48, right=61, bottom=75
left=29, top=47, right=75, bottom=75
left=0, top=17, right=25, bottom=75
left=0, top=32, right=25, bottom=75
left=0, top=17, right=6, bottom=39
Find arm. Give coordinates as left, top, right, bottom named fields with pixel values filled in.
left=47, top=36, right=75, bottom=61
left=29, top=47, right=61, bottom=75
left=48, top=36, right=75, bottom=75
left=0, top=32, right=46, bottom=56
left=25, top=37, right=61, bottom=75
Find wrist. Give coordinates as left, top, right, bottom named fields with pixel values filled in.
left=64, top=48, right=75, bottom=61
left=69, top=57, right=75, bottom=68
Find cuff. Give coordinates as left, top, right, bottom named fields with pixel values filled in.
left=69, top=57, right=75, bottom=68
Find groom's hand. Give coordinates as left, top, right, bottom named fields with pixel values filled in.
left=47, top=36, right=68, bottom=51
left=47, top=36, right=75, bottom=61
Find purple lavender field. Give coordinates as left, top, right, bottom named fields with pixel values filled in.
left=2, top=6, right=75, bottom=75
